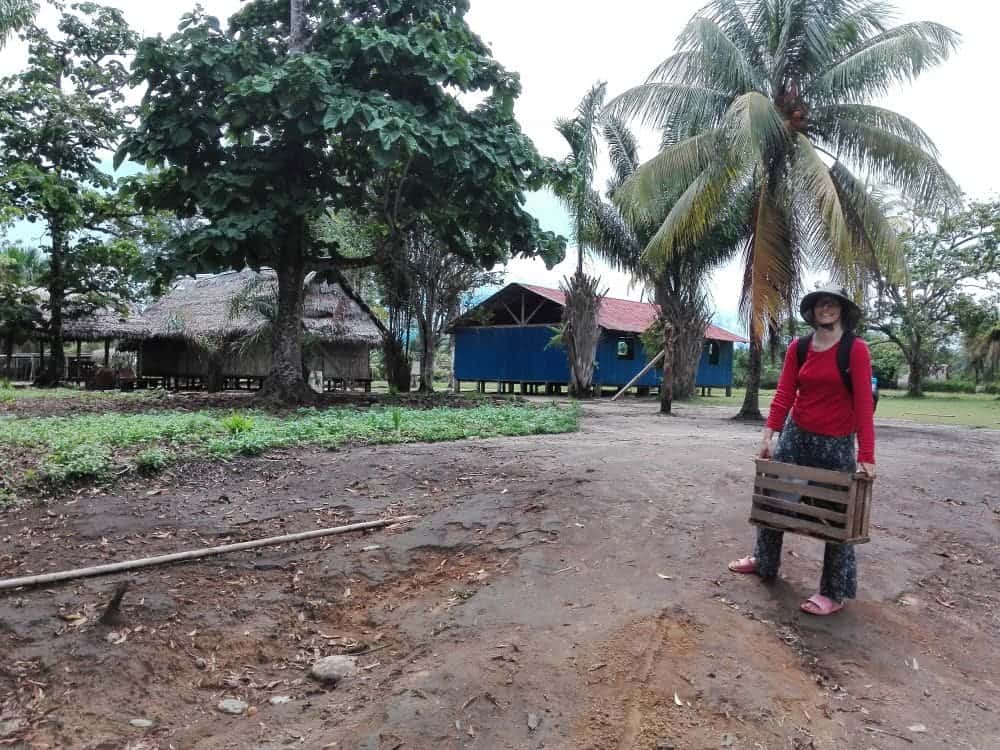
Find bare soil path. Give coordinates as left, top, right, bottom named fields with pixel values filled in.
left=1, top=400, right=998, bottom=749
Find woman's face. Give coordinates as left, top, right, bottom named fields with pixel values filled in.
left=813, top=295, right=843, bottom=327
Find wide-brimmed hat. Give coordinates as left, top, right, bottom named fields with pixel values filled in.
left=800, top=284, right=862, bottom=330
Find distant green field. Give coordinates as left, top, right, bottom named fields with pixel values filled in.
left=693, top=387, right=1000, bottom=429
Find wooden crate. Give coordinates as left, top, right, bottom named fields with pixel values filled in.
left=750, top=459, right=874, bottom=544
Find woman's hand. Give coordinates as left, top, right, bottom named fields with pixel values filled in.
left=759, top=429, right=775, bottom=459
left=857, top=462, right=876, bottom=479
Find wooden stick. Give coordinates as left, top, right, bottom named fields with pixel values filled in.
left=611, top=350, right=665, bottom=401
left=0, top=516, right=417, bottom=592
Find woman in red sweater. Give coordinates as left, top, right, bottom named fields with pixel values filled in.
left=728, top=285, right=876, bottom=616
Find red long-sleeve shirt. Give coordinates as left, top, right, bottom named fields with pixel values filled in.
left=766, top=336, right=876, bottom=464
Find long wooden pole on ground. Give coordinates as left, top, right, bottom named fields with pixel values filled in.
left=611, top=350, right=664, bottom=401
left=0, top=516, right=417, bottom=591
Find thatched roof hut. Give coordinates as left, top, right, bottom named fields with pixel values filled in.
left=141, top=268, right=383, bottom=344
left=137, top=269, right=385, bottom=387
left=29, top=288, right=149, bottom=342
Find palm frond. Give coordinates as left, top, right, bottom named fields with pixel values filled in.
left=819, top=1, right=895, bottom=58
left=700, top=0, right=766, bottom=71
left=813, top=117, right=960, bottom=207
left=586, top=197, right=642, bottom=275
left=605, top=82, right=731, bottom=133
left=613, top=131, right=720, bottom=224
left=793, top=134, right=853, bottom=271
left=828, top=161, right=904, bottom=283
left=642, top=159, right=744, bottom=268
left=227, top=274, right=273, bottom=323
left=673, top=16, right=763, bottom=93
left=720, top=91, right=789, bottom=161
left=811, top=103, right=938, bottom=154
left=602, top=116, right=640, bottom=193
left=813, top=21, right=960, bottom=102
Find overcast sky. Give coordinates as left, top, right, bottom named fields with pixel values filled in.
left=2, top=0, right=994, bottom=330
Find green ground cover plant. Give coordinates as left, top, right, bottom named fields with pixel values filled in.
left=0, top=403, right=580, bottom=492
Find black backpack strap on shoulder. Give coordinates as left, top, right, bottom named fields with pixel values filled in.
left=795, top=333, right=812, bottom=369
left=837, top=332, right=855, bottom=394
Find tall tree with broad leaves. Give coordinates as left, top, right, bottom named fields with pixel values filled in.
left=551, top=83, right=609, bottom=397
left=609, top=0, right=960, bottom=418
left=0, top=2, right=141, bottom=385
left=592, top=117, right=747, bottom=413
left=867, top=200, right=1000, bottom=396
left=119, top=0, right=563, bottom=403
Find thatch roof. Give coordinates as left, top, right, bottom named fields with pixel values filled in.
left=29, top=288, right=150, bottom=342
left=140, top=268, right=384, bottom=345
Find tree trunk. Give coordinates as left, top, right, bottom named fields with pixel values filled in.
left=205, top=351, right=224, bottom=393
left=672, top=321, right=704, bottom=400
left=382, top=334, right=411, bottom=393
left=735, top=337, right=764, bottom=420
left=907, top=353, right=924, bottom=397
left=561, top=270, right=602, bottom=397
left=447, top=334, right=456, bottom=392
left=3, top=335, right=13, bottom=380
left=42, top=223, right=65, bottom=387
left=417, top=317, right=435, bottom=393
left=659, top=320, right=674, bottom=414
left=259, top=243, right=314, bottom=403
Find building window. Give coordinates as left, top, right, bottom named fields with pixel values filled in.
left=617, top=337, right=635, bottom=360
left=707, top=341, right=721, bottom=365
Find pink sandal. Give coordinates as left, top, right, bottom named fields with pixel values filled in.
left=800, top=594, right=844, bottom=616
left=728, top=556, right=758, bottom=574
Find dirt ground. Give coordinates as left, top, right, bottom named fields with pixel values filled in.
left=1, top=399, right=998, bottom=750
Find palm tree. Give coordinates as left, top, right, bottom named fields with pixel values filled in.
left=0, top=0, right=34, bottom=48
left=552, top=83, right=609, bottom=397
left=589, top=118, right=746, bottom=413
left=610, top=0, right=960, bottom=418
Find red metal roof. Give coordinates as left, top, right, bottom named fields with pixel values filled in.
left=518, top=284, right=748, bottom=343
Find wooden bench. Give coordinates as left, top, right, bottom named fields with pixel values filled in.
left=749, top=459, right=874, bottom=544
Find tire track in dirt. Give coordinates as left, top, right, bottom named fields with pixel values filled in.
left=618, top=609, right=679, bottom=749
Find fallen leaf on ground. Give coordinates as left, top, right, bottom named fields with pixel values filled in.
left=657, top=573, right=672, bottom=580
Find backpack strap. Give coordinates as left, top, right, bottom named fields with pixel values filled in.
left=795, top=333, right=812, bottom=369
left=837, top=332, right=855, bottom=395
left=795, top=331, right=854, bottom=395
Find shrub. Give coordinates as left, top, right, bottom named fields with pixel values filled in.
left=135, top=447, right=170, bottom=475
left=923, top=380, right=976, bottom=394
left=0, top=381, right=13, bottom=404
left=222, top=412, right=254, bottom=435
left=40, top=444, right=111, bottom=483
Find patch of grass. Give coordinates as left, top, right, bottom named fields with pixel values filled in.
left=0, top=382, right=13, bottom=405
left=0, top=402, right=580, bottom=490
left=135, top=447, right=171, bottom=475
left=40, top=443, right=112, bottom=484
left=693, top=387, right=1000, bottom=429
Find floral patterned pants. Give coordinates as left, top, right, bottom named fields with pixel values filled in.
left=754, top=419, right=858, bottom=602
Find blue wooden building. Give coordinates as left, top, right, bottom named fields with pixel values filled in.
left=450, top=283, right=747, bottom=395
